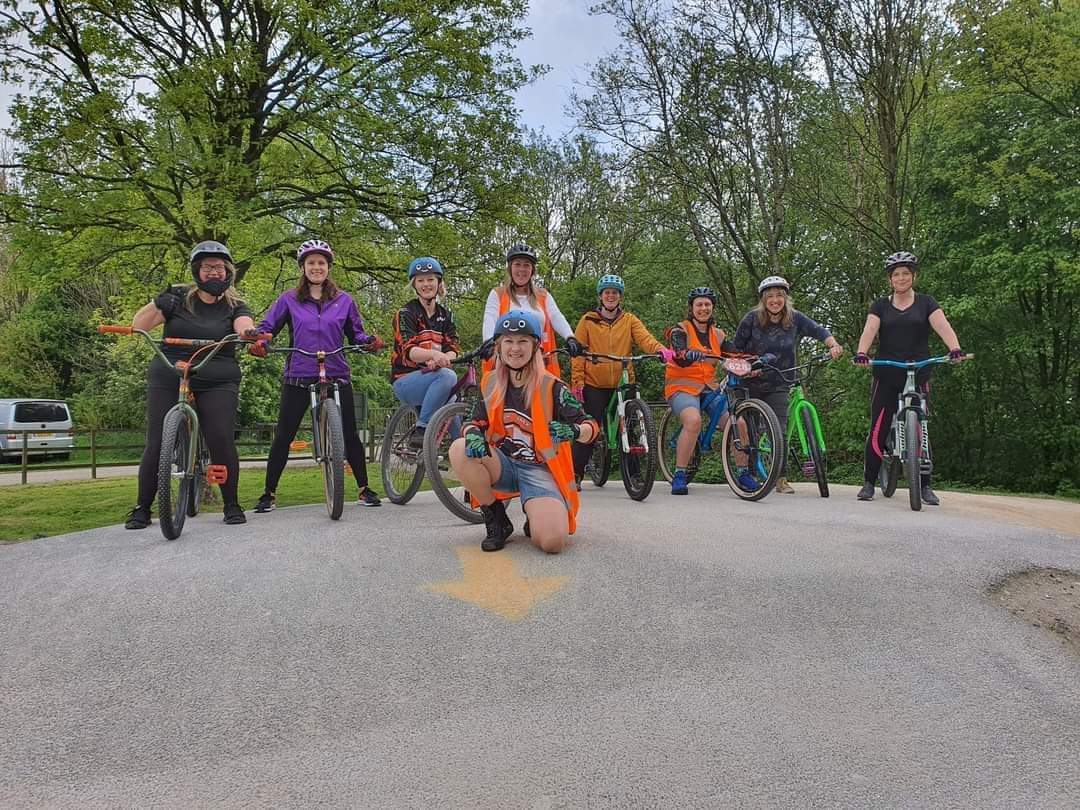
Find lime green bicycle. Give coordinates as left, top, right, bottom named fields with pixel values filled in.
left=582, top=352, right=661, bottom=501
left=776, top=352, right=832, bottom=498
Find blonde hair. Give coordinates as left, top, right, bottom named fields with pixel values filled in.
left=499, top=267, right=539, bottom=310
left=491, top=335, right=545, bottom=403
left=404, top=277, right=447, bottom=301
left=755, top=292, right=795, bottom=329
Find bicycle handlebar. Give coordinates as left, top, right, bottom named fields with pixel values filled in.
left=267, top=344, right=374, bottom=359
left=581, top=351, right=665, bottom=363
left=861, top=353, right=974, bottom=369
left=97, top=325, right=267, bottom=375
left=98, top=324, right=133, bottom=335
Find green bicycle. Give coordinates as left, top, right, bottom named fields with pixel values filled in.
left=582, top=352, right=661, bottom=501
left=776, top=352, right=832, bottom=498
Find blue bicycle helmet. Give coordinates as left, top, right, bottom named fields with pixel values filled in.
left=408, top=257, right=444, bottom=279
left=597, top=274, right=625, bottom=295
left=494, top=309, right=542, bottom=340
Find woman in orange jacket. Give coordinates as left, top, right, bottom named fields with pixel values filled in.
left=570, top=274, right=674, bottom=484
left=449, top=310, right=598, bottom=554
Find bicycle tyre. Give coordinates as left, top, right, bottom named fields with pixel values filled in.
left=423, top=401, right=485, bottom=524
left=721, top=398, right=782, bottom=501
left=319, top=399, right=346, bottom=519
left=657, top=407, right=700, bottom=483
left=157, top=409, right=192, bottom=540
left=906, top=409, right=922, bottom=512
left=800, top=408, right=829, bottom=498
left=619, top=399, right=657, bottom=501
left=380, top=405, right=425, bottom=504
left=880, top=455, right=900, bottom=498
left=588, top=436, right=610, bottom=487
left=186, top=433, right=210, bottom=517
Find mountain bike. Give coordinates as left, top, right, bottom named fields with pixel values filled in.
left=657, top=354, right=783, bottom=501
left=265, top=344, right=374, bottom=520
left=97, top=325, right=259, bottom=539
left=774, top=352, right=832, bottom=498
left=381, top=344, right=483, bottom=513
left=580, top=351, right=661, bottom=501
left=861, top=354, right=971, bottom=511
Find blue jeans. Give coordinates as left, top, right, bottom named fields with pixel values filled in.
left=392, top=367, right=457, bottom=426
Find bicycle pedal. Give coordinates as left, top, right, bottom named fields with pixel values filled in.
left=206, top=464, right=228, bottom=485
left=801, top=461, right=816, bottom=476
left=627, top=446, right=647, bottom=456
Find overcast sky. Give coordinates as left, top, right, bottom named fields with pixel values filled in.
left=0, top=2, right=621, bottom=141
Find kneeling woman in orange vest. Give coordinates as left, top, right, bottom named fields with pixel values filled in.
left=449, top=310, right=598, bottom=554
left=664, top=286, right=744, bottom=496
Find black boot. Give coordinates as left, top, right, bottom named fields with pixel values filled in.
left=857, top=482, right=875, bottom=501
left=481, top=500, right=514, bottom=552
left=920, top=484, right=940, bottom=506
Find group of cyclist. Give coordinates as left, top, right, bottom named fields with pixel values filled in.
left=124, top=239, right=964, bottom=553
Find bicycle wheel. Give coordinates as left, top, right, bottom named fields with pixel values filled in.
left=588, top=435, right=610, bottom=487
left=657, top=407, right=700, bottom=483
left=906, top=409, right=922, bottom=512
left=800, top=408, right=829, bottom=498
left=157, top=409, right=192, bottom=540
left=721, top=398, right=782, bottom=501
left=319, top=399, right=346, bottom=519
left=619, top=399, right=657, bottom=501
left=380, top=405, right=425, bottom=504
left=424, top=401, right=484, bottom=524
left=186, top=433, right=210, bottom=517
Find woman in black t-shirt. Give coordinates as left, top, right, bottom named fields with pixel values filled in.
left=853, top=251, right=964, bottom=506
left=124, top=240, right=256, bottom=530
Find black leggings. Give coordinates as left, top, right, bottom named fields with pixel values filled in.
left=572, top=385, right=615, bottom=479
left=864, top=375, right=932, bottom=486
left=263, top=382, right=368, bottom=494
left=138, top=385, right=240, bottom=507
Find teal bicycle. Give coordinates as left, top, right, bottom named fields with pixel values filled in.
left=774, top=352, right=832, bottom=498
left=581, top=351, right=661, bottom=501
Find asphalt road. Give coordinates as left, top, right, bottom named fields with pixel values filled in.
left=2, top=483, right=1079, bottom=808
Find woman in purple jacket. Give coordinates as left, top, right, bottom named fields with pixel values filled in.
left=250, top=239, right=385, bottom=512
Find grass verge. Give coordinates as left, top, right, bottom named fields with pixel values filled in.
left=0, top=462, right=394, bottom=543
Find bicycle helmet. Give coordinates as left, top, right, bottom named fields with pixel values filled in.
left=189, top=240, right=234, bottom=293
left=408, top=256, right=444, bottom=279
left=506, top=242, right=539, bottom=265
left=884, top=251, right=918, bottom=274
left=687, top=286, right=717, bottom=305
left=494, top=309, right=542, bottom=340
left=597, top=274, right=625, bottom=295
left=297, top=239, right=334, bottom=266
left=757, top=275, right=790, bottom=296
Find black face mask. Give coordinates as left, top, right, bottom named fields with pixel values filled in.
left=195, top=276, right=232, bottom=296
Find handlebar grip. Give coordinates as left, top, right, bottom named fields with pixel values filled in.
left=98, top=324, right=133, bottom=335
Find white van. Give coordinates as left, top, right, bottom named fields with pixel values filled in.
left=0, top=399, right=76, bottom=460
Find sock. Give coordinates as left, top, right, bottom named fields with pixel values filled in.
left=675, top=466, right=687, bottom=476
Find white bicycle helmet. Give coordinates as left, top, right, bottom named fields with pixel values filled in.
left=757, top=276, right=790, bottom=296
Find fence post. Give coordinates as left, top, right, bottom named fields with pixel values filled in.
left=20, top=431, right=28, bottom=485
left=90, top=428, right=97, bottom=479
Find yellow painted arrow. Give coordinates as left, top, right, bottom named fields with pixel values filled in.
left=425, top=546, right=570, bottom=621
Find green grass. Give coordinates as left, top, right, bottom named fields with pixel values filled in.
left=0, top=462, right=396, bottom=543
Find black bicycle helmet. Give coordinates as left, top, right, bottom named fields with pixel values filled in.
left=884, top=251, right=918, bottom=274
left=506, top=243, right=539, bottom=265
left=687, top=286, right=717, bottom=305
left=189, top=240, right=232, bottom=269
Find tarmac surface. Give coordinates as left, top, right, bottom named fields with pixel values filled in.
left=2, top=483, right=1079, bottom=807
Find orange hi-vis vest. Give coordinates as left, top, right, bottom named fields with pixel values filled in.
left=664, top=320, right=725, bottom=399
left=481, top=371, right=580, bottom=534
left=484, top=287, right=562, bottom=378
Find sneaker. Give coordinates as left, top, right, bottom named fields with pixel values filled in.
left=736, top=470, right=761, bottom=492
left=920, top=485, right=940, bottom=506
left=574, top=477, right=582, bottom=492
left=776, top=477, right=795, bottom=494
left=407, top=426, right=426, bottom=450
left=523, top=519, right=531, bottom=538
left=254, top=492, right=275, bottom=513
left=223, top=503, right=247, bottom=525
left=124, top=504, right=151, bottom=530
left=671, top=470, right=689, bottom=495
left=480, top=500, right=514, bottom=552
left=857, top=482, right=875, bottom=501
left=358, top=487, right=382, bottom=507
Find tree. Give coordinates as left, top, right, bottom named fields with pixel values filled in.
left=0, top=0, right=532, bottom=282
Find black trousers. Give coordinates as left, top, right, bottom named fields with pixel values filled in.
left=572, top=385, right=615, bottom=479
left=138, top=384, right=240, bottom=507
left=864, top=374, right=932, bottom=486
left=264, top=381, right=369, bottom=494
left=748, top=387, right=790, bottom=476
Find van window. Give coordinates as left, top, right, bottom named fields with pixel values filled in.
left=13, top=403, right=69, bottom=422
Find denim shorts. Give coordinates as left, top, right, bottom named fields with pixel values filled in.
left=668, top=389, right=723, bottom=418
left=493, top=447, right=565, bottom=506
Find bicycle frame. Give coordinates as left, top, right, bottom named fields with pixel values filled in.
left=780, top=354, right=831, bottom=462
left=582, top=352, right=656, bottom=455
